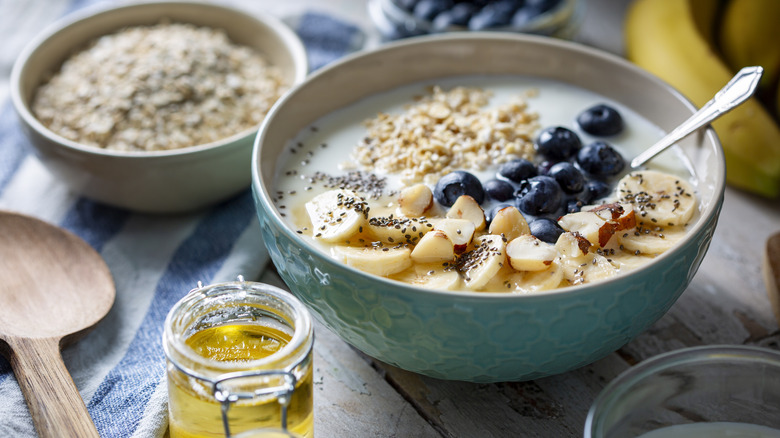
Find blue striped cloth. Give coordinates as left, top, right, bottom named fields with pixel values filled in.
left=0, top=1, right=363, bottom=436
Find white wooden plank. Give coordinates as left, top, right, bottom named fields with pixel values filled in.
left=259, top=269, right=441, bottom=438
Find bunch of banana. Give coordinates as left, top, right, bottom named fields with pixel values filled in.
left=625, top=0, right=780, bottom=198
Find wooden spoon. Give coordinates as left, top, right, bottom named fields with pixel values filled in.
left=764, top=231, right=780, bottom=326
left=0, top=210, right=114, bottom=437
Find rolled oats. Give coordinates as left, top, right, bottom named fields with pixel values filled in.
left=352, top=86, right=539, bottom=185
left=32, top=22, right=289, bottom=152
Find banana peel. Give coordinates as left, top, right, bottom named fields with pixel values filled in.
left=719, top=0, right=780, bottom=92
left=625, top=0, right=780, bottom=198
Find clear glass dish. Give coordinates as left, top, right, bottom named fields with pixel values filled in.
left=585, top=345, right=780, bottom=438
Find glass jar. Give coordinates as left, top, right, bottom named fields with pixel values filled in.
left=163, top=279, right=314, bottom=438
left=585, top=345, right=780, bottom=438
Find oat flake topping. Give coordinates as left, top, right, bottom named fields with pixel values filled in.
left=351, top=86, right=539, bottom=185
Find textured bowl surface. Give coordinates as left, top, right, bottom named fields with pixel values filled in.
left=11, top=1, right=307, bottom=213
left=252, top=33, right=725, bottom=382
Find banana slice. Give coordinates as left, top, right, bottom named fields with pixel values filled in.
left=562, top=253, right=618, bottom=285
left=616, top=170, right=697, bottom=227
left=603, top=249, right=653, bottom=272
left=485, top=260, right=565, bottom=293
left=458, top=234, right=507, bottom=291
left=506, top=234, right=557, bottom=271
left=391, top=263, right=462, bottom=290
left=305, top=189, right=369, bottom=243
left=513, top=259, right=565, bottom=293
left=331, top=245, right=412, bottom=277
left=555, top=232, right=617, bottom=285
left=367, top=215, right=435, bottom=245
left=616, top=224, right=688, bottom=256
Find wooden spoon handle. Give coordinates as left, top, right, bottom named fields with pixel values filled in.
left=7, top=337, right=99, bottom=438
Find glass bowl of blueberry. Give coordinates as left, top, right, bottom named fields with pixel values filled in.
left=368, top=0, right=581, bottom=40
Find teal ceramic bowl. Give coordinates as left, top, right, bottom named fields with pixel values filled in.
left=251, top=34, right=725, bottom=382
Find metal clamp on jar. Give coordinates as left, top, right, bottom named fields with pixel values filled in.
left=163, top=277, right=314, bottom=437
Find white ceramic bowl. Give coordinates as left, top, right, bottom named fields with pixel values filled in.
left=11, top=1, right=307, bottom=213
left=252, top=33, right=726, bottom=382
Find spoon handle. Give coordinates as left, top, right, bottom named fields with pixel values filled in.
left=7, top=336, right=100, bottom=438
left=630, top=66, right=763, bottom=169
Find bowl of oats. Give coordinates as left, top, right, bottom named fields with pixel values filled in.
left=11, top=1, right=307, bottom=213
left=252, top=33, right=725, bottom=382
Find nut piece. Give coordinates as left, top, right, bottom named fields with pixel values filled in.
left=488, top=205, right=530, bottom=241
left=589, top=203, right=637, bottom=231
left=398, top=184, right=433, bottom=217
left=558, top=211, right=615, bottom=248
left=446, top=195, right=486, bottom=231
left=434, top=218, right=476, bottom=253
left=506, top=234, right=557, bottom=272
left=555, top=231, right=592, bottom=258
left=410, top=230, right=455, bottom=263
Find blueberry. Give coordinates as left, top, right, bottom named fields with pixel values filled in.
left=413, top=0, right=453, bottom=21
left=498, top=158, right=537, bottom=183
left=548, top=162, right=585, bottom=194
left=433, top=170, right=485, bottom=207
left=577, top=104, right=624, bottom=136
left=483, top=179, right=515, bottom=202
left=536, top=160, right=554, bottom=176
left=486, top=202, right=514, bottom=226
left=529, top=217, right=564, bottom=244
left=515, top=175, right=563, bottom=216
left=576, top=141, right=626, bottom=177
left=565, top=198, right=583, bottom=213
left=432, top=3, right=478, bottom=30
left=580, top=180, right=612, bottom=204
left=535, top=126, right=582, bottom=162
left=468, top=0, right=520, bottom=29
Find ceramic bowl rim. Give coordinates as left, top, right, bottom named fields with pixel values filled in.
left=10, top=0, right=308, bottom=159
left=252, top=32, right=726, bottom=300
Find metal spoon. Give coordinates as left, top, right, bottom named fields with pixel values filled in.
left=630, top=66, right=763, bottom=169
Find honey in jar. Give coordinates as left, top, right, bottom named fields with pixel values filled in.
left=163, top=280, right=314, bottom=437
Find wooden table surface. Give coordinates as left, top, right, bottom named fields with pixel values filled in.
left=1, top=0, right=776, bottom=436
left=245, top=0, right=780, bottom=436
